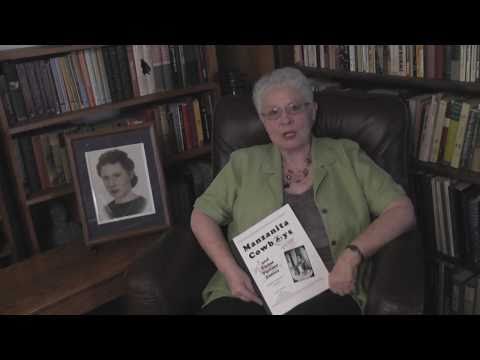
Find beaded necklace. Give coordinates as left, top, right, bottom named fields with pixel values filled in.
left=281, top=143, right=312, bottom=189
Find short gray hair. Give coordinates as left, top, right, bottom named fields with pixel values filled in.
left=252, top=67, right=313, bottom=113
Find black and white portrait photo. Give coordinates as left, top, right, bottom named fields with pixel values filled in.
left=85, top=143, right=156, bottom=224
left=285, top=246, right=314, bottom=283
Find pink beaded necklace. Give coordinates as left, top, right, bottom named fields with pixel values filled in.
left=281, top=142, right=312, bottom=189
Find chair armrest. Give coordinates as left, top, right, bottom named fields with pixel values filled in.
left=125, top=226, right=215, bottom=314
left=365, top=229, right=425, bottom=314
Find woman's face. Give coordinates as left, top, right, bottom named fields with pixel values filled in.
left=99, top=162, right=133, bottom=203
left=260, top=86, right=317, bottom=152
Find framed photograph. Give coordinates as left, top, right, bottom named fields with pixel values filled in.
left=66, top=122, right=171, bottom=247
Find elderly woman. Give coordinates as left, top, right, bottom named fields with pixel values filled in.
left=191, top=67, right=416, bottom=315
left=96, top=149, right=146, bottom=219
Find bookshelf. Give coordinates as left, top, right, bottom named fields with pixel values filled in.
left=275, top=45, right=480, bottom=314
left=0, top=45, right=219, bottom=259
left=0, top=188, right=17, bottom=266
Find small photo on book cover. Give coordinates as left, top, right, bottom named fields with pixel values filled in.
left=285, top=245, right=314, bottom=283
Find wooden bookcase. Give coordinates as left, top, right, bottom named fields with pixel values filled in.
left=275, top=45, right=480, bottom=314
left=0, top=188, right=17, bottom=266
left=0, top=45, right=219, bottom=259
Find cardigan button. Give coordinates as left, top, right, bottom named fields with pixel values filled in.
left=322, top=208, right=328, bottom=214
left=331, top=241, right=337, bottom=246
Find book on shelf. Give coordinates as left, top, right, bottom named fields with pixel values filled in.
left=1, top=61, right=27, bottom=123
left=231, top=204, right=329, bottom=315
left=451, top=99, right=480, bottom=168
left=450, top=268, right=476, bottom=314
left=0, top=74, right=16, bottom=126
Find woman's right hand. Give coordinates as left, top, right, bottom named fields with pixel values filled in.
left=223, top=265, right=263, bottom=306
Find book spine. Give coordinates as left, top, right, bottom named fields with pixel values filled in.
left=24, top=61, right=46, bottom=117
left=151, top=45, right=166, bottom=92
left=1, top=61, right=27, bottom=122
left=15, top=62, right=36, bottom=119
left=451, top=101, right=472, bottom=168
left=0, top=74, right=17, bottom=126
left=83, top=49, right=102, bottom=105
left=76, top=51, right=96, bottom=107
left=108, top=46, right=125, bottom=101
left=132, top=45, right=148, bottom=96
left=460, top=109, right=480, bottom=169
left=102, top=46, right=119, bottom=102
left=57, top=57, right=78, bottom=111
left=17, top=136, right=41, bottom=194
left=48, top=58, right=68, bottom=113
left=42, top=59, right=62, bottom=115
left=68, top=53, right=88, bottom=109
left=34, top=60, right=55, bottom=115
left=126, top=45, right=140, bottom=98
left=443, top=100, right=463, bottom=164
left=115, top=45, right=133, bottom=100
left=95, top=48, right=112, bottom=103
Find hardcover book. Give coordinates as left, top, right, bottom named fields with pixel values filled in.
left=232, top=204, right=329, bottom=315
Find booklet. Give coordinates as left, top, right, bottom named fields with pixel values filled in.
left=232, top=204, right=329, bottom=315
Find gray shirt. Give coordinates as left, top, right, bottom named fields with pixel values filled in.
left=284, top=187, right=335, bottom=271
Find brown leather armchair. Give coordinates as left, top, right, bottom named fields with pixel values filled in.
left=125, top=89, right=425, bottom=314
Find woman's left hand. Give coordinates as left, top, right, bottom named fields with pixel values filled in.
left=329, top=249, right=362, bottom=296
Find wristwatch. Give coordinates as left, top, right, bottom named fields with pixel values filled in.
left=346, top=244, right=365, bottom=263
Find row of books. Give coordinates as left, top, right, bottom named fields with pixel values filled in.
left=409, top=93, right=480, bottom=171
left=144, top=92, right=214, bottom=156
left=294, top=45, right=480, bottom=83
left=432, top=260, right=480, bottom=314
left=0, top=45, right=210, bottom=126
left=14, top=91, right=215, bottom=196
left=412, top=172, right=480, bottom=263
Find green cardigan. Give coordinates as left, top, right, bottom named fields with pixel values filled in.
left=193, top=136, right=406, bottom=312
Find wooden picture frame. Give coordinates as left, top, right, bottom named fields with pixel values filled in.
left=65, top=122, right=171, bottom=247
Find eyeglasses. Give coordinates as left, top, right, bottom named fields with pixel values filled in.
left=260, top=102, right=311, bottom=122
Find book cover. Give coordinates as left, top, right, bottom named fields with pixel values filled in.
left=232, top=204, right=329, bottom=315
left=141, top=45, right=156, bottom=94
left=132, top=45, right=148, bottom=96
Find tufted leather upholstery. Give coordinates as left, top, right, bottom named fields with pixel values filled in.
left=126, top=89, right=424, bottom=314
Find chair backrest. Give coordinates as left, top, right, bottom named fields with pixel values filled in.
left=212, top=90, right=410, bottom=192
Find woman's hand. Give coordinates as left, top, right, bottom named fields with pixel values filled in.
left=329, top=248, right=362, bottom=296
left=223, top=264, right=263, bottom=305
